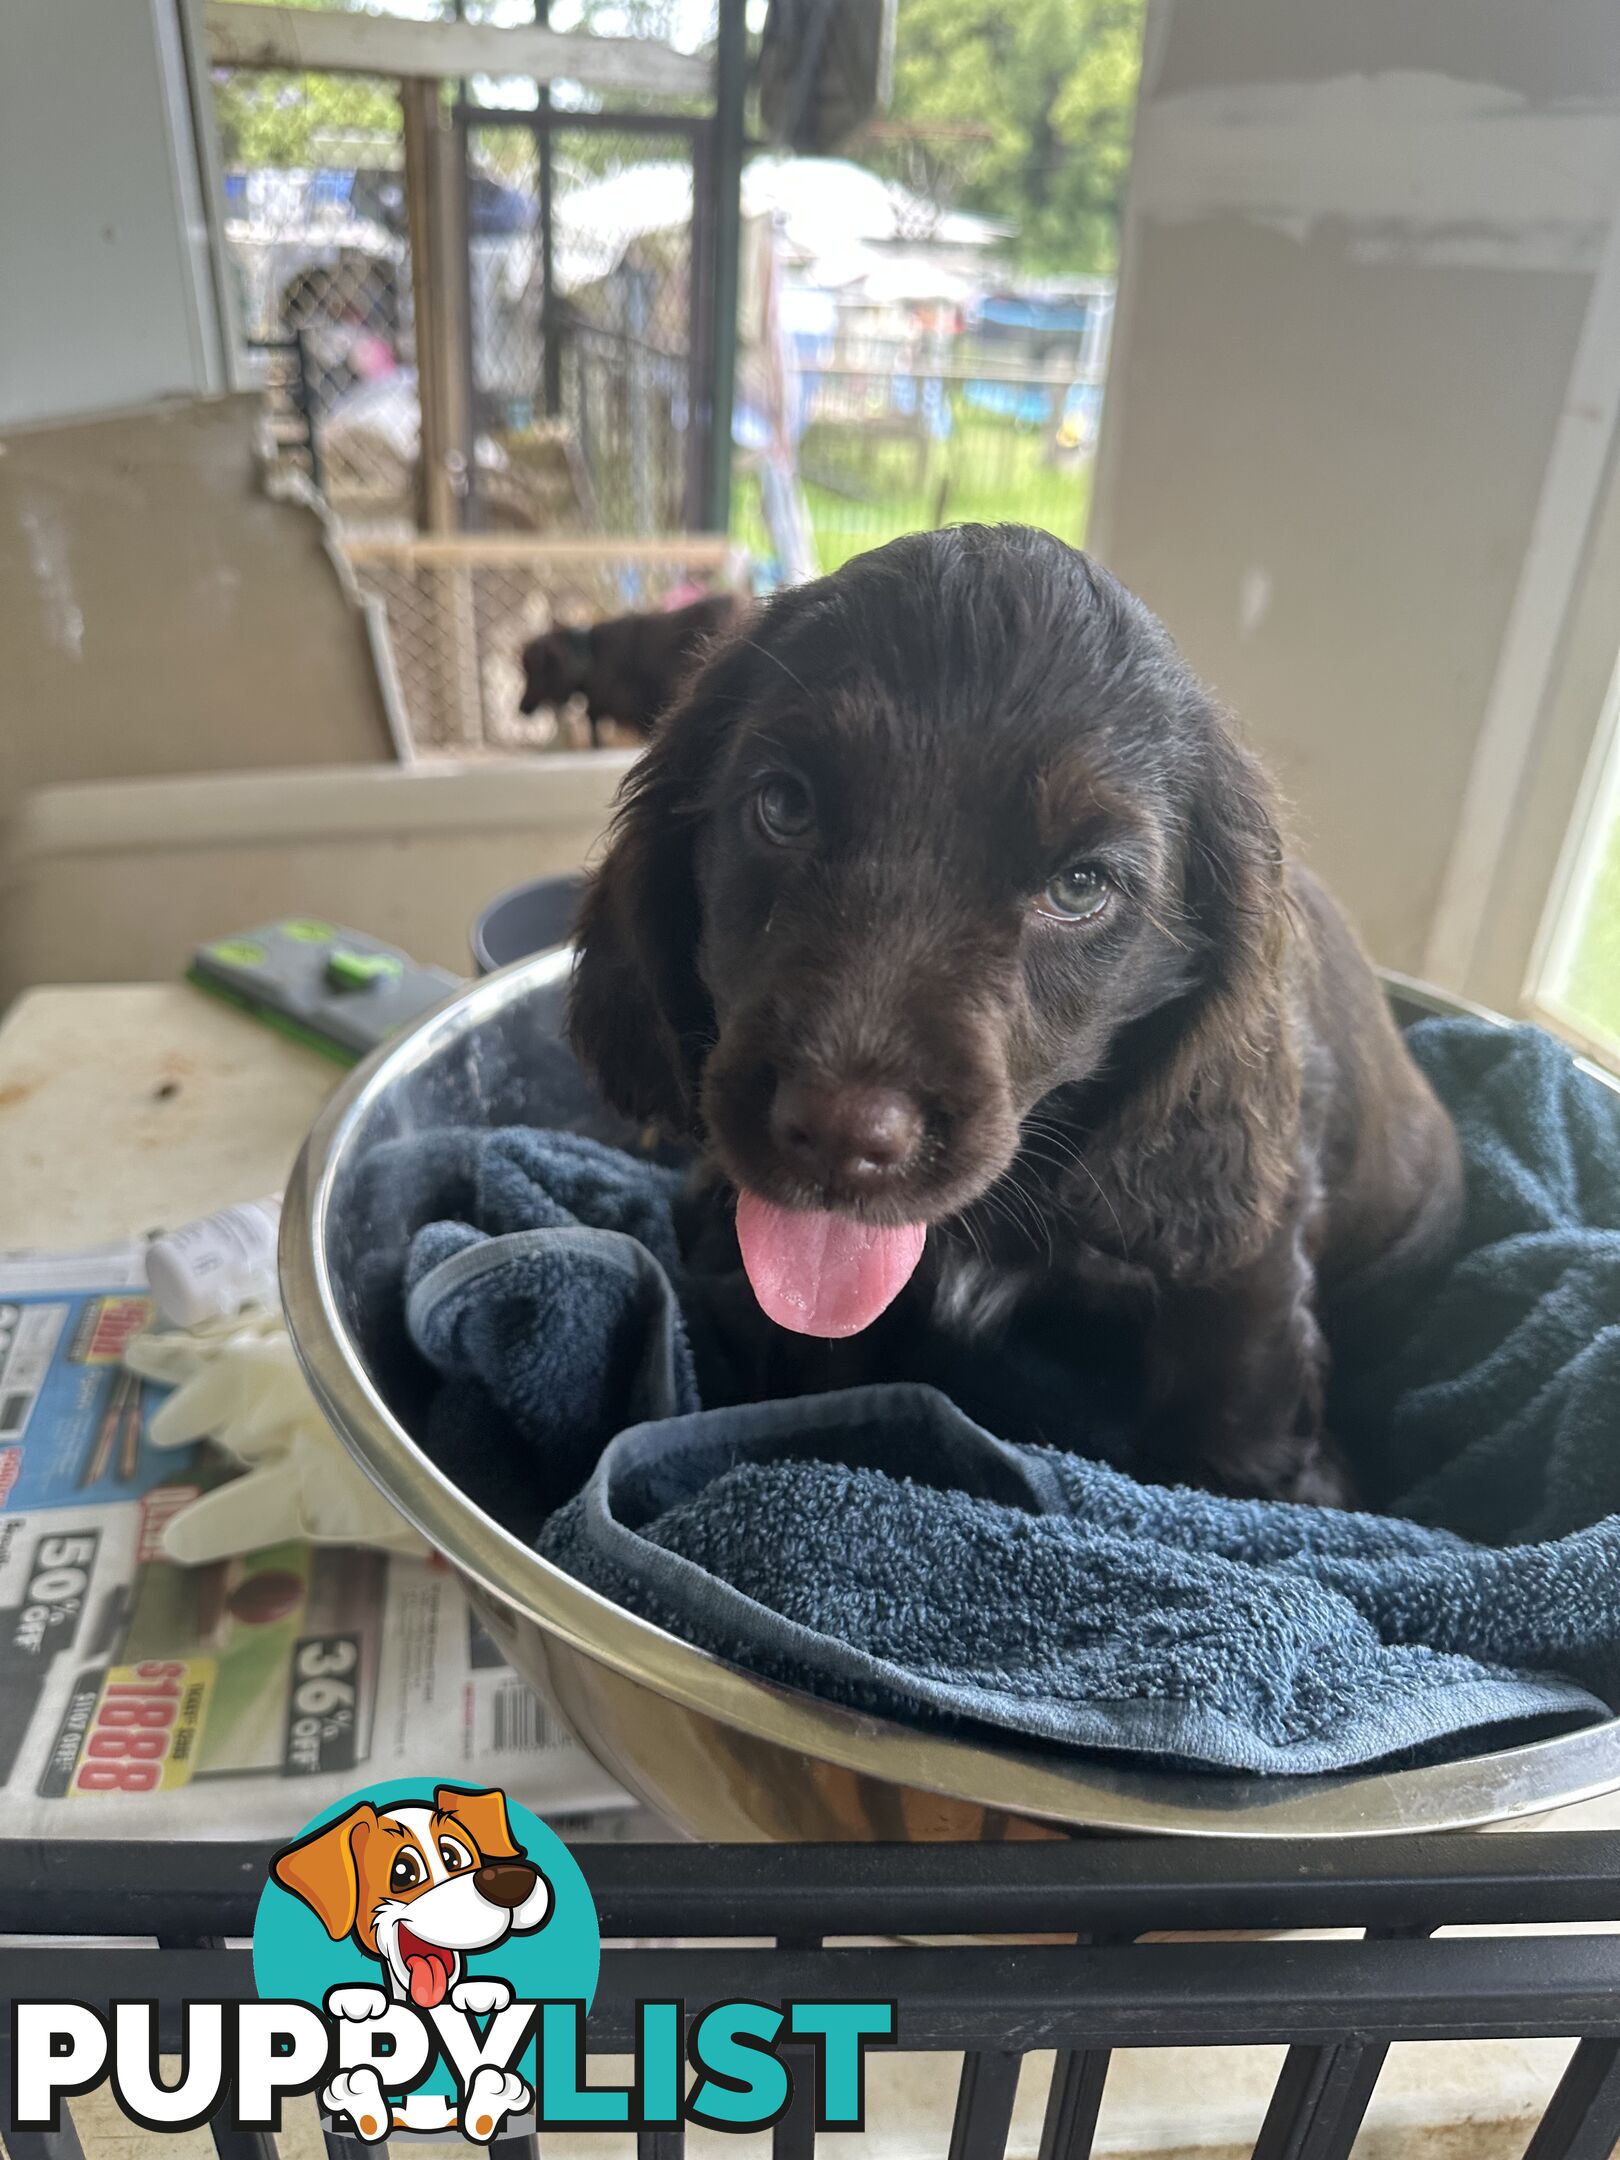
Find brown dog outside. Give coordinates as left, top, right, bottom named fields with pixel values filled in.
left=519, top=590, right=745, bottom=745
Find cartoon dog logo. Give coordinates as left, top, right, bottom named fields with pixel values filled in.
left=270, top=1783, right=553, bottom=2142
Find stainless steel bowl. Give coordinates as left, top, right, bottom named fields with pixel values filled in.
left=280, top=957, right=1620, bottom=1840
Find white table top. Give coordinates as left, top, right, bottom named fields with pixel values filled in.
left=0, top=982, right=339, bottom=1250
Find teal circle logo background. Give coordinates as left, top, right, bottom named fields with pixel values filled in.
left=252, top=1780, right=599, bottom=2103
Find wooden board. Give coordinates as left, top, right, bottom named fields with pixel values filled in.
left=205, top=1, right=712, bottom=99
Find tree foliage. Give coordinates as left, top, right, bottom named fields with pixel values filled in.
left=877, top=0, right=1145, bottom=273
left=207, top=0, right=1146, bottom=276
left=212, top=69, right=403, bottom=170
left=211, top=0, right=402, bottom=169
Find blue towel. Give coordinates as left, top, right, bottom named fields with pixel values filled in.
left=387, top=1016, right=1620, bottom=1776
left=1332, top=1021, right=1620, bottom=1543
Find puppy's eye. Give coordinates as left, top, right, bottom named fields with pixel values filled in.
left=438, top=1837, right=473, bottom=1874
left=1036, top=865, right=1112, bottom=922
left=389, top=1851, right=424, bottom=1893
left=754, top=773, right=814, bottom=843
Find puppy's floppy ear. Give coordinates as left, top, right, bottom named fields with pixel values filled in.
left=1107, top=704, right=1300, bottom=1280
left=569, top=628, right=757, bottom=1129
left=270, top=1803, right=377, bottom=1940
left=434, top=1784, right=522, bottom=1862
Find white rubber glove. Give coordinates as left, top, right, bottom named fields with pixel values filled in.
left=124, top=1309, right=429, bottom=1565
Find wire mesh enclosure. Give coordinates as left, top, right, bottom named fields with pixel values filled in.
left=5, top=1833, right=1620, bottom=2159
left=342, top=533, right=738, bottom=752
left=462, top=110, right=713, bottom=538
left=213, top=67, right=422, bottom=519
left=209, top=47, right=719, bottom=544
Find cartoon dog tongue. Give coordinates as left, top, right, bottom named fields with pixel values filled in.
left=399, top=1929, right=454, bottom=2008
left=735, top=1190, right=925, bottom=1338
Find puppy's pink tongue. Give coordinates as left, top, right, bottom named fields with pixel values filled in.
left=735, top=1190, right=925, bottom=1338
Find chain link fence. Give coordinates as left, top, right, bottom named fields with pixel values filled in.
left=341, top=535, right=741, bottom=753
left=464, top=116, right=707, bottom=536
left=214, top=66, right=421, bottom=519
left=207, top=15, right=728, bottom=756
left=736, top=291, right=1112, bottom=575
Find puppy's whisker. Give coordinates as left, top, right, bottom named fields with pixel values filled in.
left=1014, top=1142, right=1079, bottom=1189
left=960, top=1182, right=1014, bottom=1242
left=1018, top=1115, right=1088, bottom=1166
left=953, top=1208, right=992, bottom=1273
left=1018, top=1126, right=1096, bottom=1187
left=1018, top=1122, right=1131, bottom=1257
left=1001, top=1166, right=1059, bottom=1269
left=1021, top=1112, right=1102, bottom=1168
left=740, top=639, right=813, bottom=700
left=1136, top=898, right=1191, bottom=949
left=977, top=1173, right=1054, bottom=1269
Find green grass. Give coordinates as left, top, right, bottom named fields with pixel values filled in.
left=734, top=408, right=1092, bottom=578
left=1560, top=813, right=1620, bottom=1049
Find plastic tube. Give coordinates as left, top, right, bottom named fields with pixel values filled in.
left=145, top=1198, right=283, bottom=1328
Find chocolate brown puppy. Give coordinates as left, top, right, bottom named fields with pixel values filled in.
left=569, top=526, right=1462, bottom=1503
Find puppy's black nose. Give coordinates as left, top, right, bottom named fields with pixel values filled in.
left=474, top=1861, right=538, bottom=1910
left=770, top=1079, right=923, bottom=1190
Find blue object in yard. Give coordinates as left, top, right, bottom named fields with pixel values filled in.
left=468, top=174, right=534, bottom=236
left=965, top=378, right=1058, bottom=427
left=889, top=374, right=953, bottom=441
left=975, top=294, right=1101, bottom=335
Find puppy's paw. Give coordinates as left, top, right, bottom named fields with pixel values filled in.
left=462, top=2066, right=531, bottom=2144
left=324, top=2066, right=391, bottom=2143
left=450, top=1975, right=513, bottom=2016
left=325, top=1984, right=389, bottom=2023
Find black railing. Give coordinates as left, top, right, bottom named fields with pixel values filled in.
left=4, top=1833, right=1620, bottom=2159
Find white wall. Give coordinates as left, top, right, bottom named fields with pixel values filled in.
left=1091, top=0, right=1620, bottom=1009
left=0, top=0, right=224, bottom=427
